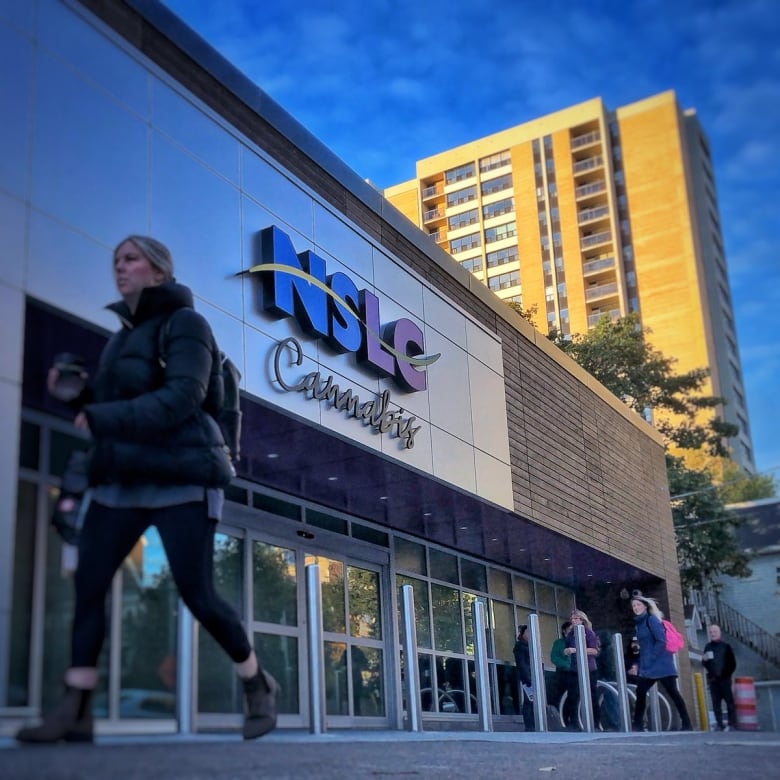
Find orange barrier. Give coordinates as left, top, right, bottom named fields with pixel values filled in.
left=734, top=676, right=759, bottom=730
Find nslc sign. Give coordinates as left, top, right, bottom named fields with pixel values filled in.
left=246, top=226, right=439, bottom=392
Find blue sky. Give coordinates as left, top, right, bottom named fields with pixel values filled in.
left=161, top=0, right=780, bottom=480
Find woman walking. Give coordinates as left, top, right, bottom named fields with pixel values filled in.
left=630, top=591, right=692, bottom=731
left=16, top=235, right=279, bottom=743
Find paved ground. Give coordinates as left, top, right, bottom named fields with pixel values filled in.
left=1, top=729, right=778, bottom=780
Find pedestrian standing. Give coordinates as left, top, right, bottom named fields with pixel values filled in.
left=703, top=624, right=738, bottom=731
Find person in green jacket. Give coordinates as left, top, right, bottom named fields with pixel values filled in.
left=550, top=621, right=572, bottom=719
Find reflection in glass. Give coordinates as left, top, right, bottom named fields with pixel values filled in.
left=199, top=533, right=243, bottom=713
left=119, top=526, right=176, bottom=719
left=496, top=661, right=518, bottom=715
left=255, top=632, right=299, bottom=715
left=324, top=640, right=348, bottom=715
left=491, top=600, right=515, bottom=661
left=535, top=582, right=556, bottom=612
left=513, top=575, right=535, bottom=606
left=352, top=645, right=384, bottom=716
left=429, top=548, right=458, bottom=583
left=348, top=566, right=381, bottom=640
left=397, top=575, right=431, bottom=649
left=394, top=537, right=426, bottom=575
left=253, top=541, right=296, bottom=626
left=306, top=555, right=345, bottom=634
left=431, top=584, right=463, bottom=653
left=488, top=567, right=512, bottom=600
left=460, top=559, right=487, bottom=592
left=417, top=654, right=435, bottom=712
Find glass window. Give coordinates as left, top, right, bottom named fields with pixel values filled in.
left=485, top=221, right=517, bottom=244
left=324, top=640, right=348, bottom=715
left=446, top=185, right=477, bottom=207
left=556, top=588, right=576, bottom=617
left=449, top=232, right=481, bottom=254
left=394, top=537, right=426, bottom=574
left=487, top=269, right=519, bottom=292
left=253, top=540, right=296, bottom=625
left=482, top=198, right=514, bottom=220
left=431, top=583, right=463, bottom=652
left=460, top=256, right=482, bottom=273
left=19, top=421, right=40, bottom=470
left=461, top=559, right=487, bottom=592
left=309, top=555, right=346, bottom=634
left=397, top=575, right=431, bottom=649
left=307, top=509, right=348, bottom=535
left=488, top=568, right=512, bottom=600
left=429, top=548, right=458, bottom=583
left=444, top=161, right=476, bottom=184
left=491, top=600, right=515, bottom=661
left=352, top=645, right=384, bottom=717
left=486, top=245, right=517, bottom=268
left=479, top=149, right=510, bottom=172
left=252, top=492, right=301, bottom=521
left=513, top=576, right=534, bottom=606
left=481, top=173, right=512, bottom=196
left=348, top=566, right=381, bottom=639
left=448, top=208, right=478, bottom=230
left=536, top=582, right=556, bottom=612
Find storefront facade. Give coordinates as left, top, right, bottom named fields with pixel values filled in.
left=0, top=0, right=687, bottom=733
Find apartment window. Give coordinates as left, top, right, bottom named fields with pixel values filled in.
left=485, top=222, right=516, bottom=244
left=486, top=246, right=518, bottom=268
left=449, top=233, right=481, bottom=254
left=557, top=282, right=567, bottom=297
left=445, top=161, right=476, bottom=184
left=554, top=255, right=564, bottom=271
left=538, top=210, right=547, bottom=225
left=548, top=182, right=557, bottom=196
left=546, top=158, right=554, bottom=172
left=460, top=256, right=482, bottom=273
left=552, top=232, right=562, bottom=247
left=448, top=209, right=479, bottom=230
left=479, top=150, right=511, bottom=173
left=482, top=173, right=513, bottom=196
left=446, top=185, right=477, bottom=207
left=487, top=270, right=519, bottom=291
left=545, top=286, right=554, bottom=302
left=626, top=271, right=636, bottom=286
left=536, top=186, right=544, bottom=200
left=483, top=198, right=514, bottom=220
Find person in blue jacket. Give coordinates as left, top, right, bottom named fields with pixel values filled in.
left=630, top=591, right=693, bottom=731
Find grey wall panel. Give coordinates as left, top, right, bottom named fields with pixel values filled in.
left=153, top=81, right=239, bottom=185
left=242, top=147, right=314, bottom=241
left=0, top=191, right=25, bottom=288
left=0, top=22, right=33, bottom=199
left=149, top=132, right=242, bottom=318
left=31, top=52, right=148, bottom=245
left=38, top=0, right=148, bottom=117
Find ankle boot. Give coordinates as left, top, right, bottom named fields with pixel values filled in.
left=16, top=685, right=94, bottom=744
left=242, top=670, right=280, bottom=739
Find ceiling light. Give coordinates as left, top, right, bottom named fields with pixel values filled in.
left=267, top=453, right=279, bottom=459
left=327, top=476, right=338, bottom=481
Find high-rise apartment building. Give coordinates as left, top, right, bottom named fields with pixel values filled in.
left=385, top=91, right=755, bottom=472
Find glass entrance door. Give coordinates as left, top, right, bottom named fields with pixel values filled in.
left=196, top=520, right=391, bottom=730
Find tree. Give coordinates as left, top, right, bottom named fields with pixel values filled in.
left=718, top=460, right=777, bottom=504
left=667, top=456, right=751, bottom=591
left=506, top=301, right=539, bottom=329
left=551, top=314, right=750, bottom=590
left=551, top=313, right=737, bottom=457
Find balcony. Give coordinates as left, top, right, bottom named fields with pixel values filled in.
left=428, top=229, right=446, bottom=243
left=587, top=308, right=621, bottom=328
left=571, top=130, right=601, bottom=149
left=572, top=156, right=603, bottom=174
left=578, top=205, right=610, bottom=224
left=585, top=282, right=619, bottom=302
left=575, top=180, right=607, bottom=199
left=423, top=207, right=445, bottom=222
left=580, top=230, right=612, bottom=249
left=421, top=183, right=443, bottom=200
left=582, top=256, right=615, bottom=275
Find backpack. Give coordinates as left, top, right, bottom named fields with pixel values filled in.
left=158, top=313, right=242, bottom=463
left=659, top=619, right=685, bottom=653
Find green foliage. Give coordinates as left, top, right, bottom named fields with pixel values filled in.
left=719, top=460, right=777, bottom=504
left=667, top=456, right=752, bottom=591
left=552, top=313, right=736, bottom=456
left=506, top=301, right=539, bottom=329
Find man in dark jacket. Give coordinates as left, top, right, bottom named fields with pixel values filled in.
left=703, top=624, right=738, bottom=731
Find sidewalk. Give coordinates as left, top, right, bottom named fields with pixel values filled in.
left=2, top=729, right=778, bottom=780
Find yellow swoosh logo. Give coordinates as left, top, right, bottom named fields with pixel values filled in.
left=243, top=263, right=441, bottom=368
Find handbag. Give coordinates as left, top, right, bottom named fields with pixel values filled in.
left=51, top=449, right=92, bottom=545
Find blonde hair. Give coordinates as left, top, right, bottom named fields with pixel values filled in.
left=114, top=235, right=174, bottom=282
left=631, top=596, right=664, bottom=619
left=570, top=609, right=592, bottom=629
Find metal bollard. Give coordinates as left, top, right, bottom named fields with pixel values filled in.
left=176, top=599, right=195, bottom=734
left=528, top=614, right=549, bottom=732
left=611, top=633, right=631, bottom=732
left=648, top=683, right=661, bottom=731
left=400, top=584, right=423, bottom=732
left=574, top=624, right=595, bottom=732
left=306, top=563, right=327, bottom=734
left=473, top=601, right=494, bottom=732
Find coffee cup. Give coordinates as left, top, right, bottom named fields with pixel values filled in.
left=52, top=352, right=86, bottom=399
left=704, top=650, right=714, bottom=661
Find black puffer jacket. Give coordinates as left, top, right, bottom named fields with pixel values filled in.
left=83, top=281, right=233, bottom=488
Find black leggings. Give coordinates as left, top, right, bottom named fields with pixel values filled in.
left=72, top=500, right=252, bottom=668
left=633, top=676, right=692, bottom=729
